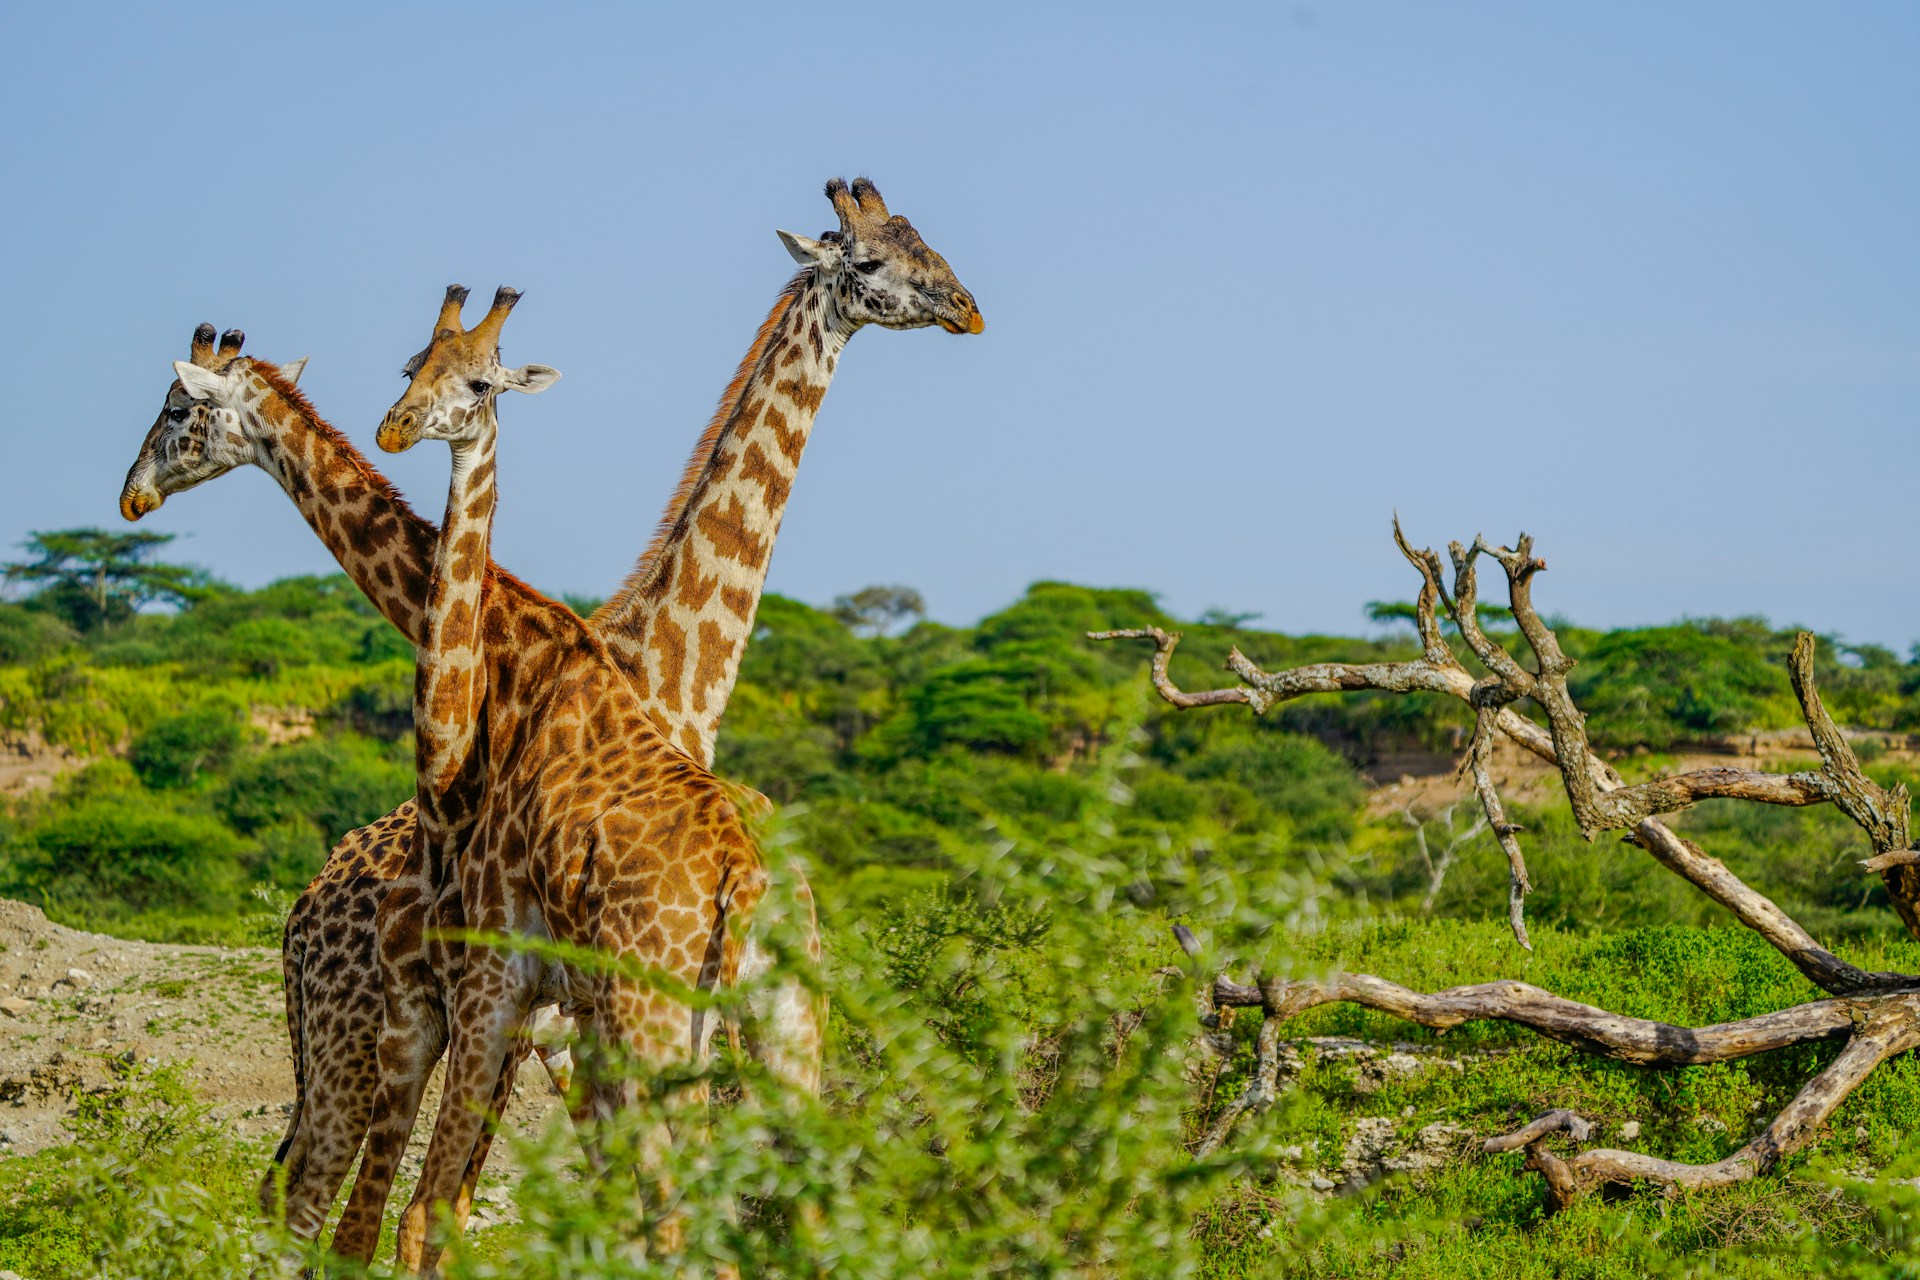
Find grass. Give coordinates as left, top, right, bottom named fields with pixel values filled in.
left=9, top=915, right=1920, bottom=1277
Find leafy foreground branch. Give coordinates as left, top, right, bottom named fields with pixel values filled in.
left=1095, top=522, right=1920, bottom=1208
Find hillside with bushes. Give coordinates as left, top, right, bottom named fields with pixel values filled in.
left=2, top=544, right=1916, bottom=944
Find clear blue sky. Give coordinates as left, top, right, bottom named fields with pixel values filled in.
left=4, top=3, right=1915, bottom=647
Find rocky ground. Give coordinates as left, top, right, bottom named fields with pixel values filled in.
left=0, top=898, right=563, bottom=1221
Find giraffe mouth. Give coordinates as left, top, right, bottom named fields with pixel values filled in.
left=940, top=309, right=985, bottom=336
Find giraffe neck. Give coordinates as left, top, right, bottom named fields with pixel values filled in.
left=235, top=363, right=437, bottom=647
left=591, top=268, right=853, bottom=764
left=414, top=428, right=496, bottom=804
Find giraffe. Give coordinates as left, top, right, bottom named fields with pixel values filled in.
left=116, top=176, right=983, bottom=1264
left=364, top=376, right=770, bottom=1278
left=332, top=283, right=558, bottom=1258
left=117, top=323, right=579, bottom=1248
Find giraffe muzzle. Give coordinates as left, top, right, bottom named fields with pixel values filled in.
left=376, top=410, right=421, bottom=454
left=119, top=483, right=161, bottom=522
left=940, top=304, right=985, bottom=336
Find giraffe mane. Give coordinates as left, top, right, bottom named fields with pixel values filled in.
left=247, top=358, right=556, bottom=610
left=591, top=268, right=811, bottom=620
left=247, top=359, right=422, bottom=521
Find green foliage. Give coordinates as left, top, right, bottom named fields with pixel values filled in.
left=0, top=1061, right=268, bottom=1278
left=0, top=790, right=250, bottom=917
left=130, top=704, right=247, bottom=788
left=216, top=733, right=411, bottom=846
left=831, top=582, right=926, bottom=636
left=0, top=601, right=77, bottom=663
left=1570, top=624, right=1795, bottom=749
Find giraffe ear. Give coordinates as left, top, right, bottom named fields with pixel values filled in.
left=172, top=361, right=228, bottom=401
left=279, top=356, right=308, bottom=386
left=777, top=230, right=839, bottom=267
left=502, top=363, right=561, bottom=395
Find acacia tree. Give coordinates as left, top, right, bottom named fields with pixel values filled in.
left=1094, top=522, right=1920, bottom=1208
left=2, top=528, right=209, bottom=631
left=832, top=584, right=927, bottom=638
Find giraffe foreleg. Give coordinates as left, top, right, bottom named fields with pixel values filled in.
left=447, top=1045, right=525, bottom=1234
left=397, top=950, right=538, bottom=1276
left=732, top=860, right=825, bottom=1106
left=586, top=979, right=717, bottom=1270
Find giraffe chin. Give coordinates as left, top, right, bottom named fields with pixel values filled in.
left=375, top=424, right=416, bottom=454
left=940, top=312, right=986, bottom=335
left=119, top=489, right=160, bottom=522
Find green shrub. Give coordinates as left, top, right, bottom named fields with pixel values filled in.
left=1570, top=624, right=1797, bottom=749
left=1, top=794, right=249, bottom=917
left=0, top=602, right=76, bottom=664
left=129, top=705, right=247, bottom=788
left=0, top=1061, right=268, bottom=1279
left=216, top=734, right=410, bottom=845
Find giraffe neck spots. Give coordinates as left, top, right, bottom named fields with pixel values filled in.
left=640, top=277, right=849, bottom=762
left=237, top=383, right=435, bottom=646
left=416, top=429, right=498, bottom=806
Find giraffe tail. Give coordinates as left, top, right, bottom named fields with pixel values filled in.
left=716, top=858, right=768, bottom=1062
left=263, top=897, right=312, bottom=1218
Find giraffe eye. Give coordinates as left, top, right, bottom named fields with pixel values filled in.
left=854, top=260, right=883, bottom=275
left=168, top=408, right=189, bottom=423
left=468, top=380, right=492, bottom=396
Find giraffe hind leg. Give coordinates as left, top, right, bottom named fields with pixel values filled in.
left=329, top=1001, right=447, bottom=1265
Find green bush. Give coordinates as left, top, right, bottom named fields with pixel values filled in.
left=129, top=704, right=247, bottom=788
left=1570, top=624, right=1796, bottom=749
left=0, top=601, right=76, bottom=664
left=1, top=794, right=250, bottom=917
left=216, top=733, right=410, bottom=845
left=0, top=1061, right=267, bottom=1279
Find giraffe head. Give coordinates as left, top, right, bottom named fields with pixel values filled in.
left=777, top=178, right=983, bottom=336
left=119, top=326, right=309, bottom=521
left=375, top=285, right=560, bottom=454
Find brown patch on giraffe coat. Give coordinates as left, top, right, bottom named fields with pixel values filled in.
left=695, top=495, right=768, bottom=568
left=775, top=378, right=826, bottom=414
left=689, top=620, right=730, bottom=715
left=734, top=442, right=792, bottom=512
left=653, top=617, right=687, bottom=713
left=719, top=585, right=755, bottom=621
left=674, top=559, right=719, bottom=612
left=437, top=596, right=476, bottom=644
left=761, top=405, right=806, bottom=464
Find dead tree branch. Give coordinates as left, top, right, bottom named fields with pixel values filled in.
left=1402, top=803, right=1489, bottom=914
left=1104, top=521, right=1920, bottom=1207
left=1209, top=968, right=1864, bottom=1066
left=1484, top=994, right=1920, bottom=1209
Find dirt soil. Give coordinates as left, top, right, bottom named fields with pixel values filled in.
left=0, top=899, right=562, bottom=1212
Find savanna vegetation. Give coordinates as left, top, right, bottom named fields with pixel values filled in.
left=6, top=528, right=1920, bottom=1276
